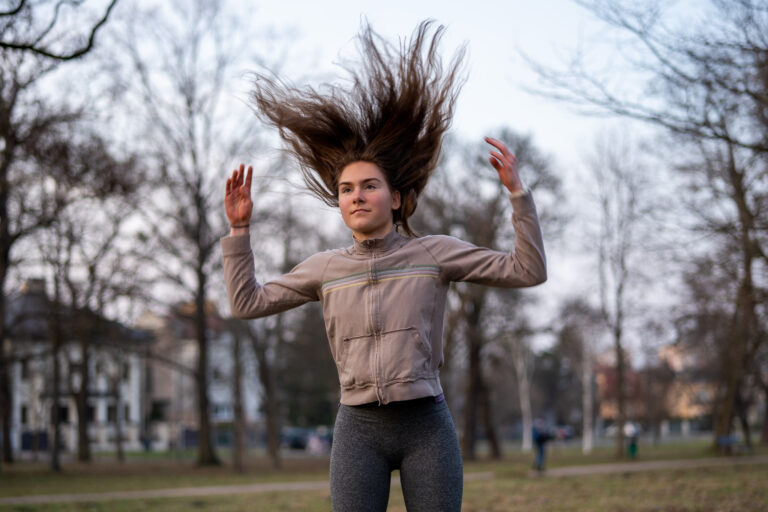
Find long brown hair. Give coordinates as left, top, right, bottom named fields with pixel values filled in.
left=250, top=20, right=466, bottom=236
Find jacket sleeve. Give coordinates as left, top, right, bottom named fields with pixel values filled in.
left=425, top=192, right=547, bottom=287
left=221, top=234, right=324, bottom=319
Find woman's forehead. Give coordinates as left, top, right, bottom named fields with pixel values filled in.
left=338, top=161, right=386, bottom=184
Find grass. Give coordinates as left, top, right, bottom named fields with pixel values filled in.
left=1, top=440, right=766, bottom=511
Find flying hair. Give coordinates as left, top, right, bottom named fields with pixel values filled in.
left=249, top=20, right=467, bottom=236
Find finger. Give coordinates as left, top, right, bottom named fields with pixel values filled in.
left=245, top=165, right=253, bottom=192
left=226, top=177, right=231, bottom=195
left=489, top=156, right=502, bottom=172
left=489, top=150, right=510, bottom=168
left=237, top=163, right=245, bottom=186
left=232, top=169, right=240, bottom=188
left=485, top=136, right=513, bottom=158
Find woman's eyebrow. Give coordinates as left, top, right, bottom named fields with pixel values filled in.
left=338, top=177, right=382, bottom=187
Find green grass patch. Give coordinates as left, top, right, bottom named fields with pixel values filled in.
left=1, top=462, right=766, bottom=511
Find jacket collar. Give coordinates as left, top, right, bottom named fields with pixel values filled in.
left=349, top=228, right=405, bottom=255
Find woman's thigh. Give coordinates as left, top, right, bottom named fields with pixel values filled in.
left=330, top=406, right=392, bottom=512
left=399, top=404, right=463, bottom=512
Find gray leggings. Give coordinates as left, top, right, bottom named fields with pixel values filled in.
left=330, top=396, right=463, bottom=511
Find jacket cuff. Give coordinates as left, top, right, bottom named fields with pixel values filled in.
left=508, top=187, right=535, bottom=211
left=221, top=234, right=252, bottom=255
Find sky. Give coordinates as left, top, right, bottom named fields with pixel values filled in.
left=247, top=0, right=610, bottom=167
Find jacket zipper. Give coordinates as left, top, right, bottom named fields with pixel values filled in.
left=368, top=242, right=383, bottom=404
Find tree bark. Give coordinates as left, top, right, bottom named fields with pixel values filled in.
left=581, top=347, right=594, bottom=454
left=251, top=331, right=281, bottom=470
left=479, top=376, right=501, bottom=459
left=195, top=272, right=219, bottom=466
left=232, top=331, right=245, bottom=473
left=75, top=339, right=91, bottom=462
left=512, top=341, right=533, bottom=453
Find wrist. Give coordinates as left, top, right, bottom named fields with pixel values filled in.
left=230, top=224, right=250, bottom=236
left=508, top=183, right=529, bottom=199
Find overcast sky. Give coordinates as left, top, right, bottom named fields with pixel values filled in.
left=247, top=0, right=611, bottom=169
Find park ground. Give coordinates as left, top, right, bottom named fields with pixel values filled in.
left=1, top=440, right=767, bottom=511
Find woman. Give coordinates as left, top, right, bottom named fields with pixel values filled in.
left=222, top=20, right=546, bottom=512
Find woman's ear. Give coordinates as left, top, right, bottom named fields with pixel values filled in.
left=391, top=189, right=401, bottom=210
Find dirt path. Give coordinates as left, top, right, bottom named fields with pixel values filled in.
left=540, top=454, right=768, bottom=477
left=2, top=456, right=767, bottom=506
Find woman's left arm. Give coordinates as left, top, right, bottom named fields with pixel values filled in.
left=423, top=137, right=546, bottom=287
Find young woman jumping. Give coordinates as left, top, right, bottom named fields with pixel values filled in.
left=222, top=20, right=546, bottom=512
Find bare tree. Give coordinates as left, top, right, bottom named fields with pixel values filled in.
left=29, top=133, right=140, bottom=465
left=556, top=298, right=603, bottom=453
left=114, top=0, right=271, bottom=465
left=1, top=0, right=118, bottom=60
left=586, top=131, right=657, bottom=457
left=231, top=323, right=245, bottom=473
left=0, top=0, right=121, bottom=468
left=415, top=130, right=561, bottom=460
left=527, top=0, right=768, bottom=448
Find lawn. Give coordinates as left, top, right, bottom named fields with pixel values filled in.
left=1, top=440, right=766, bottom=511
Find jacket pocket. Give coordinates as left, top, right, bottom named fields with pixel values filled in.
left=379, top=327, right=432, bottom=384
left=338, top=334, right=375, bottom=389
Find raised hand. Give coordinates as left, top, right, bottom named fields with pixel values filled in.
left=485, top=137, right=523, bottom=194
left=225, top=164, right=253, bottom=228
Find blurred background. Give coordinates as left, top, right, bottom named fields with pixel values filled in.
left=1, top=0, right=765, bottom=474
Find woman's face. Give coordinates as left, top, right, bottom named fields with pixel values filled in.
left=338, top=161, right=401, bottom=240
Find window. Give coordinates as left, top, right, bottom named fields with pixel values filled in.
left=20, top=360, right=29, bottom=380
left=107, top=405, right=116, bottom=423
left=51, top=405, right=69, bottom=424
left=124, top=405, right=130, bottom=423
left=87, top=405, right=96, bottom=423
left=20, top=406, right=28, bottom=425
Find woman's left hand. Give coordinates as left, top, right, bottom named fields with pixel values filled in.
left=485, top=136, right=523, bottom=194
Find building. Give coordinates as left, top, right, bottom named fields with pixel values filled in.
left=137, top=302, right=261, bottom=451
left=5, top=279, right=149, bottom=457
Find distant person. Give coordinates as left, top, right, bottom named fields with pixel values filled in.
left=626, top=423, right=639, bottom=459
left=532, top=419, right=553, bottom=473
left=222, top=20, right=546, bottom=512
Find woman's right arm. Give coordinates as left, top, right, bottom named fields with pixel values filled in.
left=222, top=163, right=321, bottom=318
left=222, top=236, right=322, bottom=319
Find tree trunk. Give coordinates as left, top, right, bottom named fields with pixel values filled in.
left=0, top=275, right=13, bottom=466
left=462, top=332, right=481, bottom=460
left=50, top=337, right=62, bottom=472
left=512, top=341, right=533, bottom=453
left=581, top=347, right=594, bottom=454
left=761, top=385, right=768, bottom=446
left=479, top=377, right=501, bottom=459
left=195, top=273, right=219, bottom=466
left=113, top=375, right=125, bottom=462
left=1, top=155, right=13, bottom=468
left=76, top=340, right=91, bottom=462
left=461, top=293, right=486, bottom=461
left=734, top=388, right=752, bottom=449
left=713, top=280, right=753, bottom=451
left=232, top=331, right=245, bottom=473
left=251, top=332, right=281, bottom=470
left=614, top=325, right=626, bottom=459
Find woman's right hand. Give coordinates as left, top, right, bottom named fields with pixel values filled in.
left=225, top=164, right=253, bottom=233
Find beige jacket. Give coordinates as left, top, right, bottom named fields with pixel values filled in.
left=222, top=192, right=546, bottom=405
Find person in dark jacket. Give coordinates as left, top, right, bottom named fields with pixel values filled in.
left=532, top=419, right=553, bottom=473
